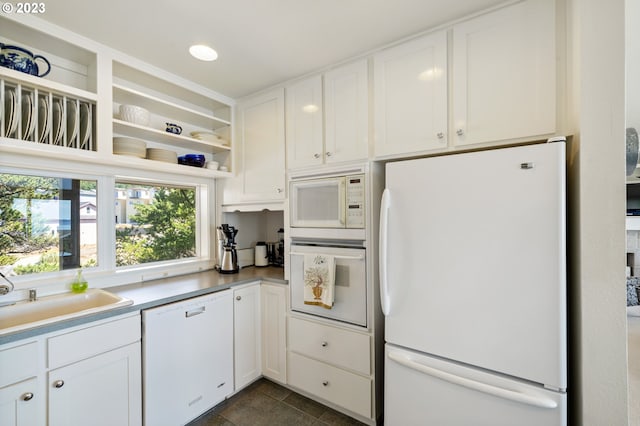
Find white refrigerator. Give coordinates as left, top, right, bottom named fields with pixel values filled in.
left=379, top=141, right=567, bottom=425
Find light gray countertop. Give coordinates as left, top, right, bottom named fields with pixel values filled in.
left=0, top=266, right=286, bottom=345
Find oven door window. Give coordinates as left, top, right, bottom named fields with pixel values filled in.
left=291, top=177, right=345, bottom=228
left=289, top=245, right=366, bottom=326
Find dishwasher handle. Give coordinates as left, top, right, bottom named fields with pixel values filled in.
left=185, top=306, right=206, bottom=318
left=387, top=350, right=558, bottom=409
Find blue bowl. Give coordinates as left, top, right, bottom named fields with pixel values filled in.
left=178, top=154, right=206, bottom=167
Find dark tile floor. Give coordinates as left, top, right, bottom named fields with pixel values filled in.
left=187, top=378, right=367, bottom=426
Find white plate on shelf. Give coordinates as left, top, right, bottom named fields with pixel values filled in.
left=4, top=87, right=17, bottom=137
left=66, top=100, right=78, bottom=147
left=38, top=96, right=50, bottom=143
left=79, top=102, right=91, bottom=150
left=52, top=98, right=64, bottom=145
left=21, top=92, right=35, bottom=140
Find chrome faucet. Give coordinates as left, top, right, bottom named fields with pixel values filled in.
left=0, top=271, right=15, bottom=295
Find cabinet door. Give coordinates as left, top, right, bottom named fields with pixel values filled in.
left=143, top=291, right=233, bottom=426
left=0, top=377, right=41, bottom=426
left=373, top=30, right=448, bottom=157
left=234, top=283, right=262, bottom=390
left=48, top=342, right=141, bottom=426
left=452, top=0, right=556, bottom=146
left=286, top=75, right=324, bottom=168
left=261, top=283, right=287, bottom=384
left=224, top=88, right=286, bottom=204
left=324, top=59, right=369, bottom=164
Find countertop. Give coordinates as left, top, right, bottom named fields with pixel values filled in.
left=0, top=266, right=286, bottom=345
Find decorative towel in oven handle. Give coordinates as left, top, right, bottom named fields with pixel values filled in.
left=303, top=254, right=335, bottom=309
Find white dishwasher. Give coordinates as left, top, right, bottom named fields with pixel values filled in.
left=143, top=290, right=233, bottom=426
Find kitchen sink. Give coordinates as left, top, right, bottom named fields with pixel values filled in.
left=0, top=289, right=133, bottom=336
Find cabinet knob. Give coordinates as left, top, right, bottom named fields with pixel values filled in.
left=236, top=295, right=242, bottom=301
left=276, top=188, right=283, bottom=194
left=321, top=341, right=328, bottom=347
left=313, top=153, right=320, bottom=159
left=322, top=381, right=329, bottom=387
left=436, top=132, right=444, bottom=139
left=325, top=151, right=332, bottom=157
left=456, top=128, right=464, bottom=136
left=53, top=380, right=64, bottom=389
left=21, top=392, right=34, bottom=401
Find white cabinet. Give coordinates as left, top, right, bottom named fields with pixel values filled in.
left=47, top=313, right=142, bottom=426
left=286, top=75, right=324, bottom=169
left=0, top=341, right=41, bottom=426
left=48, top=343, right=141, bottom=426
left=261, top=282, right=287, bottom=384
left=143, top=291, right=233, bottom=426
left=323, top=59, right=369, bottom=164
left=451, top=0, right=556, bottom=146
left=233, top=282, right=262, bottom=390
left=287, top=316, right=373, bottom=420
left=373, top=30, right=448, bottom=157
left=373, top=0, right=556, bottom=157
left=286, top=60, right=369, bottom=169
left=223, top=88, right=285, bottom=205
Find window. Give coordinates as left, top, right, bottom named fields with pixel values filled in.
left=115, top=182, right=197, bottom=267
left=0, top=173, right=98, bottom=276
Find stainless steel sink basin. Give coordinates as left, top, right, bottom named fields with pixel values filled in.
left=0, top=289, right=133, bottom=336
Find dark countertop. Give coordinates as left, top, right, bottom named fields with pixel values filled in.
left=0, top=266, right=286, bottom=345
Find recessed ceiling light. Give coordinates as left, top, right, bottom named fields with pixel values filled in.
left=189, top=44, right=218, bottom=61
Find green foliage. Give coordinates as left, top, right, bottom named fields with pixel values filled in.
left=115, top=188, right=196, bottom=266
left=0, top=254, right=17, bottom=266
left=13, top=250, right=59, bottom=274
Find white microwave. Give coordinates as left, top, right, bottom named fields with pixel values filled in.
left=290, top=174, right=365, bottom=228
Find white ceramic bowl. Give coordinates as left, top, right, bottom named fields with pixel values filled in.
left=206, top=161, right=219, bottom=170
left=146, top=148, right=177, bottom=163
left=113, top=137, right=146, bottom=158
left=119, top=104, right=150, bottom=126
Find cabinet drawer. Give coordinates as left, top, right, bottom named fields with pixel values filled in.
left=288, top=317, right=370, bottom=375
left=48, top=314, right=141, bottom=369
left=0, top=341, right=38, bottom=387
left=288, top=352, right=371, bottom=419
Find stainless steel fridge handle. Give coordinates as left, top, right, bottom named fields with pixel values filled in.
left=379, top=188, right=391, bottom=315
left=388, top=351, right=558, bottom=409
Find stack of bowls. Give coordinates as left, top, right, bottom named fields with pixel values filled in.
left=190, top=131, right=223, bottom=143
left=146, top=148, right=177, bottom=163
left=113, top=137, right=146, bottom=158
left=119, top=104, right=150, bottom=126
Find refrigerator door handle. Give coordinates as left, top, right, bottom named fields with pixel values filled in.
left=379, top=188, right=391, bottom=315
left=388, top=350, right=558, bottom=409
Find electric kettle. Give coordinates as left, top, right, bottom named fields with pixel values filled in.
left=255, top=241, right=268, bottom=267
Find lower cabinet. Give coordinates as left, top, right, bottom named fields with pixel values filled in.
left=0, top=312, right=142, bottom=426
left=143, top=290, right=233, bottom=426
left=233, top=282, right=262, bottom=390
left=261, top=283, right=287, bottom=384
left=287, top=316, right=373, bottom=421
left=48, top=343, right=141, bottom=426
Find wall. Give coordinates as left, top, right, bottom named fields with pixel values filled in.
left=568, top=0, right=629, bottom=424
left=628, top=0, right=640, bottom=131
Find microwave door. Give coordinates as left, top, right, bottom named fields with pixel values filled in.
left=291, top=177, right=346, bottom=228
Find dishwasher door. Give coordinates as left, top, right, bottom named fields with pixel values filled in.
left=143, top=290, right=233, bottom=426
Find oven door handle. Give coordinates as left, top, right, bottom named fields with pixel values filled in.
left=289, top=252, right=364, bottom=261
left=379, top=188, right=391, bottom=315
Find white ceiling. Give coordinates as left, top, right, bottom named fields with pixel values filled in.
left=41, top=0, right=506, bottom=99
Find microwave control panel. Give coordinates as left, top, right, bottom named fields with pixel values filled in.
left=345, top=174, right=365, bottom=228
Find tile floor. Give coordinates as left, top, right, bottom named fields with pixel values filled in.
left=187, top=378, right=367, bottom=426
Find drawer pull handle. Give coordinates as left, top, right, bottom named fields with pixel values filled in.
left=313, top=153, right=321, bottom=159
left=22, top=392, right=34, bottom=401
left=322, top=381, right=329, bottom=387
left=53, top=380, right=64, bottom=388
left=217, top=382, right=225, bottom=388
left=185, top=306, right=206, bottom=318
left=321, top=341, right=328, bottom=347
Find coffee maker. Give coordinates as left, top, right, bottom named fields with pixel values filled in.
left=217, top=224, right=239, bottom=274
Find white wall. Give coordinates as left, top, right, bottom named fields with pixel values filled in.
left=568, top=0, right=629, bottom=424
left=628, top=0, right=640, bottom=131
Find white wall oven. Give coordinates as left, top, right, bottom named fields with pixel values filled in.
left=289, top=241, right=367, bottom=327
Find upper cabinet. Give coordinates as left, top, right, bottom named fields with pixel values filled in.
left=373, top=31, right=448, bottom=157
left=373, top=0, right=557, bottom=158
left=222, top=87, right=286, bottom=206
left=286, top=59, right=369, bottom=169
left=451, top=0, right=556, bottom=147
